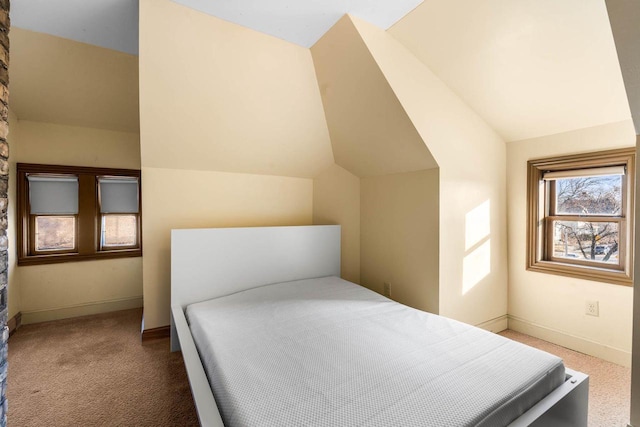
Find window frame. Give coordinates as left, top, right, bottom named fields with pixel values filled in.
left=17, top=163, right=142, bottom=266
left=526, top=148, right=635, bottom=286
left=97, top=175, right=141, bottom=251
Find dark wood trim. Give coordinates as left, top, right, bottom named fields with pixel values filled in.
left=78, top=173, right=97, bottom=255
left=526, top=147, right=635, bottom=286
left=16, top=166, right=28, bottom=261
left=18, top=249, right=142, bottom=266
left=141, top=325, right=170, bottom=343
left=17, top=163, right=142, bottom=266
left=17, top=163, right=140, bottom=177
left=8, top=312, right=21, bottom=336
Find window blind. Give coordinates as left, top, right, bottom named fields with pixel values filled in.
left=543, top=166, right=625, bottom=181
left=99, top=177, right=139, bottom=213
left=28, top=175, right=79, bottom=215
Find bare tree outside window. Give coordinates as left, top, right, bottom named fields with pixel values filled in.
left=552, top=175, right=622, bottom=265
left=526, top=148, right=634, bottom=286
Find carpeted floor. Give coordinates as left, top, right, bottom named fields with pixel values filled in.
left=7, top=308, right=198, bottom=427
left=500, top=330, right=631, bottom=427
left=7, top=309, right=631, bottom=426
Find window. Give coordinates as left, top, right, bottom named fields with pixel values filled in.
left=17, top=163, right=142, bottom=265
left=527, top=148, right=635, bottom=285
left=98, top=177, right=140, bottom=250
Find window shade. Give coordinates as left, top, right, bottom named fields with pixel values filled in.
left=543, top=166, right=625, bottom=181
left=99, top=177, right=139, bottom=213
left=28, top=175, right=79, bottom=215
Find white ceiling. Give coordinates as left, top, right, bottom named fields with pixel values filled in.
left=170, top=0, right=423, bottom=48
left=11, top=0, right=139, bottom=55
left=10, top=0, right=423, bottom=52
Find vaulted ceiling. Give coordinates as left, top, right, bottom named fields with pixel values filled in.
left=10, top=0, right=423, bottom=52
left=11, top=0, right=139, bottom=55
left=312, top=16, right=438, bottom=177
left=10, top=28, right=140, bottom=133
left=9, top=0, right=633, bottom=143
left=390, top=0, right=631, bottom=142
left=170, top=0, right=423, bottom=48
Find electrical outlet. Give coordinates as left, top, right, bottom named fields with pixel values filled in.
left=383, top=282, right=391, bottom=298
left=585, top=300, right=599, bottom=317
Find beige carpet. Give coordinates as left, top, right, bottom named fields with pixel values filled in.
left=8, top=309, right=198, bottom=427
left=501, top=330, right=631, bottom=427
left=7, top=309, right=631, bottom=426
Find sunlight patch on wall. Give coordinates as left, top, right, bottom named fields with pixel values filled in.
left=463, top=240, right=491, bottom=294
left=463, top=200, right=491, bottom=294
left=465, top=200, right=490, bottom=250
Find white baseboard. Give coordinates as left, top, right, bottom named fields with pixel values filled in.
left=508, top=315, right=631, bottom=367
left=21, top=296, right=143, bottom=325
left=476, top=315, right=509, bottom=333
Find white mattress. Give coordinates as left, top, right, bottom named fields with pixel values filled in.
left=186, top=276, right=565, bottom=427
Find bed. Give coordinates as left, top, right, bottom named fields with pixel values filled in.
left=170, top=225, right=588, bottom=427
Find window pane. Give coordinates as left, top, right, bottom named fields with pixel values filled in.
left=552, top=220, right=619, bottom=265
left=102, top=215, right=137, bottom=247
left=35, top=216, right=75, bottom=251
left=555, top=175, right=622, bottom=215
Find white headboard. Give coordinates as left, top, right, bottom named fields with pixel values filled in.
left=170, top=225, right=341, bottom=351
left=171, top=225, right=341, bottom=310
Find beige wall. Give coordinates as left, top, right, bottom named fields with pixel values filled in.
left=138, top=0, right=333, bottom=179
left=606, top=2, right=640, bottom=418
left=634, top=135, right=640, bottom=425
left=7, top=110, right=20, bottom=320
left=313, top=164, right=360, bottom=284
left=138, top=0, right=334, bottom=330
left=14, top=120, right=140, bottom=168
left=18, top=259, right=143, bottom=324
left=311, top=16, right=437, bottom=178
left=350, top=16, right=508, bottom=329
left=361, top=169, right=439, bottom=314
left=507, top=120, right=636, bottom=366
left=312, top=164, right=440, bottom=315
left=10, top=28, right=139, bottom=133
left=310, top=16, right=440, bottom=306
left=8, top=117, right=142, bottom=323
left=141, top=167, right=313, bottom=329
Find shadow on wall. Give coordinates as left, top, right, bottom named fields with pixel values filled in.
left=463, top=199, right=491, bottom=295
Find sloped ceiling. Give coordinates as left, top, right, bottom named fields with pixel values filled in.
left=10, top=0, right=422, bottom=51
left=311, top=15, right=437, bottom=178
left=10, top=0, right=633, bottom=144
left=11, top=0, right=139, bottom=55
left=138, top=0, right=335, bottom=178
left=10, top=28, right=140, bottom=133
left=389, top=0, right=631, bottom=142
left=607, top=0, right=640, bottom=133
left=170, top=0, right=423, bottom=48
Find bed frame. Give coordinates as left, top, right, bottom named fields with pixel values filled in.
left=170, top=225, right=588, bottom=427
